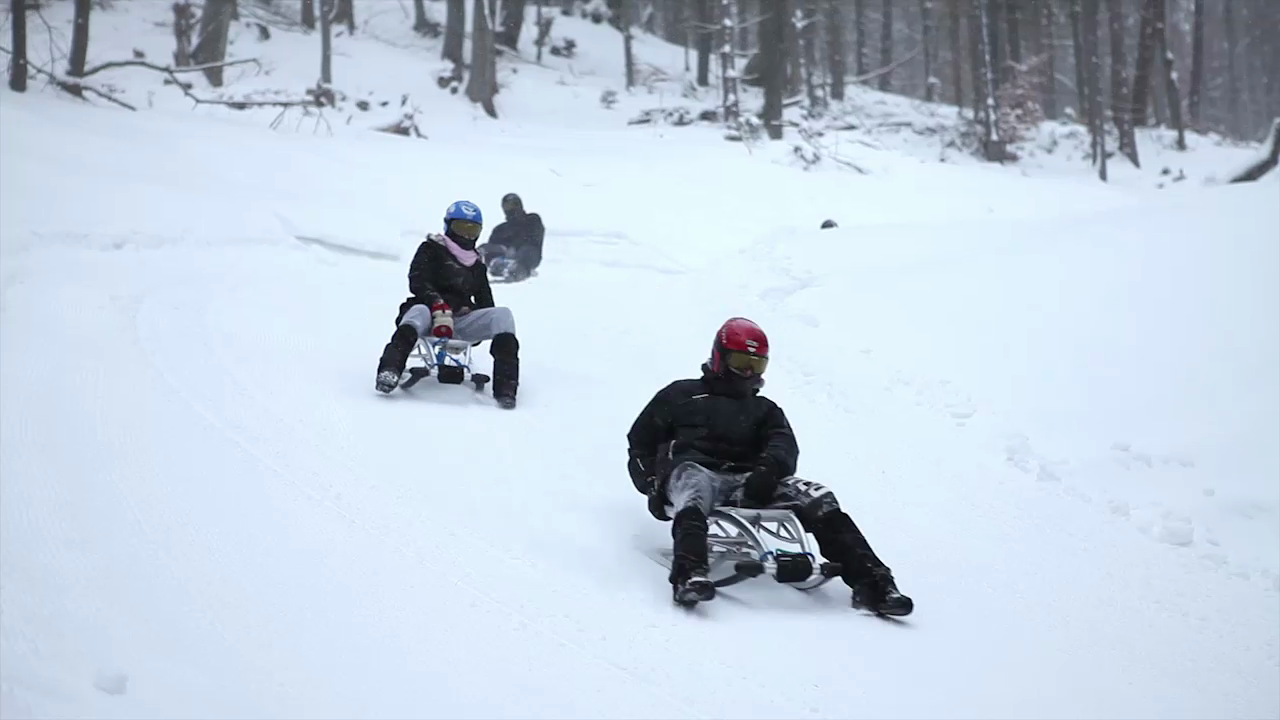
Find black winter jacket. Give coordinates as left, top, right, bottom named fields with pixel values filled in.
left=626, top=366, right=799, bottom=493
left=487, top=212, right=545, bottom=266
left=396, top=234, right=495, bottom=322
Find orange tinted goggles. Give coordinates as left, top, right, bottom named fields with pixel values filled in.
left=725, top=350, right=768, bottom=374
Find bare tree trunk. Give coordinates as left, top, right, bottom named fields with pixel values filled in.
left=854, top=0, right=866, bottom=76
left=826, top=0, right=845, bottom=101
left=761, top=0, right=787, bottom=139
left=498, top=0, right=528, bottom=50
left=301, top=0, right=314, bottom=30
left=986, top=0, right=1003, bottom=88
left=1070, top=0, right=1088, bottom=120
left=1040, top=0, right=1056, bottom=118
left=8, top=0, right=27, bottom=92
left=68, top=0, right=91, bottom=79
left=535, top=0, right=547, bottom=61
left=444, top=0, right=465, bottom=64
left=1004, top=0, right=1020, bottom=79
left=334, top=0, right=354, bottom=34
left=721, top=0, right=740, bottom=121
left=1187, top=0, right=1203, bottom=127
left=1131, top=0, right=1157, bottom=128
left=921, top=0, right=936, bottom=101
left=623, top=0, right=635, bottom=88
left=950, top=0, right=964, bottom=108
left=974, top=0, right=1005, bottom=160
left=173, top=1, right=195, bottom=66
left=1108, top=0, right=1138, bottom=166
left=878, top=0, right=893, bottom=91
left=319, top=0, right=333, bottom=85
left=193, top=0, right=233, bottom=86
left=413, top=0, right=429, bottom=33
left=695, top=0, right=712, bottom=86
left=1224, top=0, right=1238, bottom=136
left=801, top=2, right=818, bottom=107
left=466, top=0, right=499, bottom=117
left=1083, top=0, right=1107, bottom=180
left=1155, top=0, right=1185, bottom=149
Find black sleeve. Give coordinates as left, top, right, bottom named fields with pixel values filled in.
left=473, top=265, right=495, bottom=309
left=487, top=222, right=512, bottom=248
left=407, top=241, right=443, bottom=306
left=626, top=384, right=675, bottom=493
left=528, top=214, right=545, bottom=252
left=757, top=402, right=799, bottom=479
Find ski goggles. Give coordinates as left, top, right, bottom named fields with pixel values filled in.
left=724, top=350, right=768, bottom=375
left=449, top=219, right=483, bottom=241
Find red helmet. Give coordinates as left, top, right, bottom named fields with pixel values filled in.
left=709, top=317, right=769, bottom=376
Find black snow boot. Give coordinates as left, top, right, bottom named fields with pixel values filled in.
left=490, top=332, right=519, bottom=409
left=376, top=324, right=419, bottom=394
left=850, top=570, right=914, bottom=617
left=811, top=511, right=913, bottom=617
left=669, top=506, right=715, bottom=606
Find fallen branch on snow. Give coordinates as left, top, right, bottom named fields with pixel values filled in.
left=0, top=46, right=138, bottom=110
left=1228, top=118, right=1280, bottom=183
left=78, top=57, right=318, bottom=110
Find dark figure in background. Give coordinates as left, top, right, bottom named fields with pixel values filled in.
left=626, top=317, right=913, bottom=615
left=477, top=193, right=545, bottom=282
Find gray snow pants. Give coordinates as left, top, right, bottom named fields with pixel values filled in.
left=666, top=461, right=842, bottom=526
left=398, top=304, right=516, bottom=343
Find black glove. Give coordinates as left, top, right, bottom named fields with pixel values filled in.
left=742, top=466, right=778, bottom=507
left=647, top=487, right=671, bottom=521
left=628, top=455, right=655, bottom=495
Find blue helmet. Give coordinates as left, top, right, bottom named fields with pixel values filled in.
left=443, top=200, right=483, bottom=233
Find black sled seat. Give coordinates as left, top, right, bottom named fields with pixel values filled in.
left=657, top=507, right=844, bottom=590
left=400, top=337, right=490, bottom=391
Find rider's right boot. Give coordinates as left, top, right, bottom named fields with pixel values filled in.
left=669, top=506, right=714, bottom=606
left=375, top=324, right=419, bottom=394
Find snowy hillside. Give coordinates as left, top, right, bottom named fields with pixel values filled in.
left=3, top=2, right=1279, bottom=719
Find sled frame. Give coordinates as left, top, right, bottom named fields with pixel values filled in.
left=400, top=337, right=490, bottom=391
left=657, top=507, right=840, bottom=592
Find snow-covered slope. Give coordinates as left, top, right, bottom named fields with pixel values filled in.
left=3, top=77, right=1278, bottom=720
left=3, top=1, right=1279, bottom=717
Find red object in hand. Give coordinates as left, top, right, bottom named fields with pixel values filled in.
left=430, top=301, right=454, bottom=339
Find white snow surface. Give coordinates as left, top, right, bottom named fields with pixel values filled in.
left=2, top=3, right=1279, bottom=719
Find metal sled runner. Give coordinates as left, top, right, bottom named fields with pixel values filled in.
left=399, top=336, right=490, bottom=392
left=657, top=507, right=843, bottom=591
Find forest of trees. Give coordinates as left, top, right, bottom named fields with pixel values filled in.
left=6, top=0, right=1277, bottom=173
left=618, top=0, right=1276, bottom=171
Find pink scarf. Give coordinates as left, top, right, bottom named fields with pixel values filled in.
left=435, top=233, right=479, bottom=266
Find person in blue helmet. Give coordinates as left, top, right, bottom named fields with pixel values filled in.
left=375, top=200, right=521, bottom=408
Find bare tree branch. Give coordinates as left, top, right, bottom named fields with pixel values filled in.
left=79, top=56, right=261, bottom=79
left=75, top=56, right=318, bottom=109
left=0, top=45, right=137, bottom=110
left=847, top=45, right=922, bottom=84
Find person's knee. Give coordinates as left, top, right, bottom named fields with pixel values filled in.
left=779, top=476, right=842, bottom=523
left=399, top=304, right=432, bottom=337
left=667, top=462, right=716, bottom=511
left=488, top=306, right=516, bottom=335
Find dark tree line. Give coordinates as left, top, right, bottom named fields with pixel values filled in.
left=611, top=0, right=1278, bottom=167
left=7, top=0, right=1275, bottom=171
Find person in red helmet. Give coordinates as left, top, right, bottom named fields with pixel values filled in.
left=627, top=317, right=913, bottom=615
